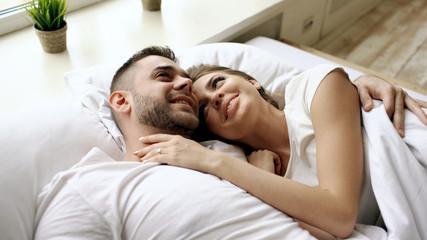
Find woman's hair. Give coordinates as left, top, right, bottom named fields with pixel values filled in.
left=187, top=64, right=279, bottom=109
left=187, top=64, right=279, bottom=144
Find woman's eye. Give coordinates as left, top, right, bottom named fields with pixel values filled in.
left=212, top=76, right=225, bottom=89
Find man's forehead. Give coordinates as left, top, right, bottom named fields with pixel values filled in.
left=137, top=55, right=182, bottom=72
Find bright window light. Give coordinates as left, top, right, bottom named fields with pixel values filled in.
left=0, top=0, right=104, bottom=36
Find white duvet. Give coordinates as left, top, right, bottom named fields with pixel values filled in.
left=356, top=103, right=427, bottom=240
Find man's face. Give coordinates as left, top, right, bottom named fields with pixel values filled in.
left=131, top=56, right=199, bottom=137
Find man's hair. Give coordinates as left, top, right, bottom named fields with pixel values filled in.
left=187, top=64, right=279, bottom=109
left=109, top=46, right=177, bottom=133
left=110, top=46, right=177, bottom=93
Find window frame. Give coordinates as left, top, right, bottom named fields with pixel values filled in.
left=0, top=0, right=105, bottom=36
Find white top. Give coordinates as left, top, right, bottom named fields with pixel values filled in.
left=34, top=147, right=315, bottom=239
left=283, top=64, right=379, bottom=224
left=283, top=64, right=338, bottom=186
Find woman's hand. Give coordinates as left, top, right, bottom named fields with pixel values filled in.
left=247, top=150, right=281, bottom=175
left=354, top=75, right=427, bottom=137
left=134, top=134, right=218, bottom=173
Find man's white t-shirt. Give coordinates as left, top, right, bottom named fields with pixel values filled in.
left=34, top=147, right=314, bottom=239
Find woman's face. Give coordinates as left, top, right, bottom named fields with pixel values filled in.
left=193, top=72, right=262, bottom=140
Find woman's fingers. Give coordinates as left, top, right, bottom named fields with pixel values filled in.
left=406, top=98, right=427, bottom=126
left=139, top=133, right=174, bottom=144
left=134, top=144, right=163, bottom=161
left=358, top=87, right=374, bottom=112
left=273, top=154, right=281, bottom=176
left=135, top=134, right=180, bottom=162
left=392, top=89, right=405, bottom=137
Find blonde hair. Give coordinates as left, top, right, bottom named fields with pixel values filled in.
left=187, top=64, right=279, bottom=109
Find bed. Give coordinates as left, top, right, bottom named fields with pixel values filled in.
left=1, top=36, right=426, bottom=240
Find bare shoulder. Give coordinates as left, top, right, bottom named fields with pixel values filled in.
left=311, top=69, right=359, bottom=115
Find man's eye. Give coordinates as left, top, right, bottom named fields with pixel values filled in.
left=212, top=76, right=225, bottom=89
left=157, top=72, right=170, bottom=79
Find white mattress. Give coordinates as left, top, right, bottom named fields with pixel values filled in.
left=245, top=36, right=427, bottom=102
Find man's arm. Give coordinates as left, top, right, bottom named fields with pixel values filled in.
left=354, top=75, right=427, bottom=137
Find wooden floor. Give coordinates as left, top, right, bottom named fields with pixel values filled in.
left=315, top=0, right=427, bottom=91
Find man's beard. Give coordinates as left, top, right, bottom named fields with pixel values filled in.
left=132, top=92, right=199, bottom=137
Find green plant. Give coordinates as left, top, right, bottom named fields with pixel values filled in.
left=25, top=0, right=68, bottom=31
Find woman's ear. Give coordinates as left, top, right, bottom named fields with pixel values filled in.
left=109, top=91, right=131, bottom=114
left=248, top=79, right=262, bottom=90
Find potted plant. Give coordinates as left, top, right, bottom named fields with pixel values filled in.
left=25, top=0, right=68, bottom=53
left=142, top=0, right=162, bottom=11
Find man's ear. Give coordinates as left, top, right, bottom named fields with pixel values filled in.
left=109, top=91, right=131, bottom=113
left=248, top=79, right=261, bottom=90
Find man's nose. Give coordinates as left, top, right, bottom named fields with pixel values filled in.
left=175, top=76, right=193, bottom=93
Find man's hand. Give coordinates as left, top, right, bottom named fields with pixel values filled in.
left=354, top=75, right=427, bottom=137
left=247, top=150, right=281, bottom=175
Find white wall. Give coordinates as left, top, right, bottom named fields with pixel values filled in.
left=279, top=0, right=383, bottom=46
left=280, top=0, right=327, bottom=45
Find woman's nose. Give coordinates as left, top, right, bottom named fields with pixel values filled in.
left=211, top=93, right=224, bottom=109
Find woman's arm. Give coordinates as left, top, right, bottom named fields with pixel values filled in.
left=309, top=69, right=364, bottom=237
left=247, top=150, right=338, bottom=240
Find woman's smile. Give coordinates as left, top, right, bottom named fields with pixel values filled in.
left=224, top=95, right=239, bottom=120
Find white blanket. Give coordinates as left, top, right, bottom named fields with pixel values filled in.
left=357, top=103, right=427, bottom=240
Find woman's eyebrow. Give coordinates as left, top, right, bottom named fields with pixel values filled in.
left=205, top=74, right=218, bottom=89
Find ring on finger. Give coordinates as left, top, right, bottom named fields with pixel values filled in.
left=157, top=147, right=161, bottom=155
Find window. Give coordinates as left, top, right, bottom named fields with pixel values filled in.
left=1, top=1, right=25, bottom=12
left=0, top=0, right=104, bottom=36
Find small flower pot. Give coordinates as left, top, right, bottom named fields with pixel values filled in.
left=142, top=0, right=161, bottom=11
left=34, top=22, right=67, bottom=53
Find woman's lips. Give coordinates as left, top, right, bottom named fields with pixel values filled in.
left=224, top=95, right=239, bottom=120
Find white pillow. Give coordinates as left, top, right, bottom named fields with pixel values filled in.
left=176, top=42, right=304, bottom=109
left=64, top=42, right=304, bottom=152
left=65, top=65, right=126, bottom=153
left=0, top=103, right=124, bottom=240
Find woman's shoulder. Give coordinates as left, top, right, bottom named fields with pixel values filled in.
left=285, top=64, right=346, bottom=109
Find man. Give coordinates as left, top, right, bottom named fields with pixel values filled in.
left=34, top=46, right=426, bottom=239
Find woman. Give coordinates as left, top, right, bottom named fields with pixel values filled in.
left=135, top=64, right=427, bottom=239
